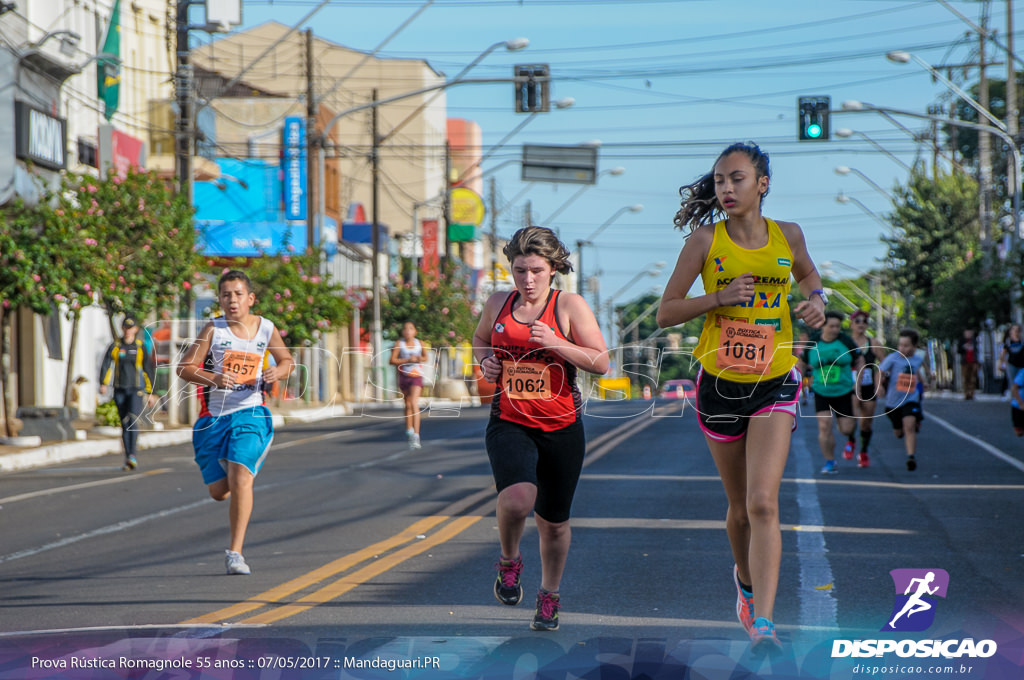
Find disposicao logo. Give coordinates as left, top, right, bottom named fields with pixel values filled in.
left=831, top=569, right=997, bottom=660
left=883, top=568, right=948, bottom=632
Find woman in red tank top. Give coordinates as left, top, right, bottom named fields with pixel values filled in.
left=472, top=226, right=609, bottom=631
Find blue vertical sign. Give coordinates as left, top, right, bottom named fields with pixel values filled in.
left=282, top=117, right=307, bottom=221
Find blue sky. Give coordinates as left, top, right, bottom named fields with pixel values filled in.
left=230, top=0, right=1023, bottom=316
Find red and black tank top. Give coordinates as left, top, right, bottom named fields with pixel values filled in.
left=490, top=289, right=582, bottom=431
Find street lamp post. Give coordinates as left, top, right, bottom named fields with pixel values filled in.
left=822, top=260, right=886, bottom=340
left=542, top=165, right=626, bottom=227
left=452, top=97, right=575, bottom=191
left=840, top=100, right=1022, bottom=272
left=315, top=66, right=539, bottom=399
left=380, top=38, right=528, bottom=146
left=605, top=263, right=665, bottom=376
left=834, top=165, right=894, bottom=203
left=886, top=51, right=1009, bottom=132
left=575, top=204, right=644, bottom=298
left=885, top=49, right=1012, bottom=251
left=835, top=191, right=892, bottom=230
left=833, top=128, right=913, bottom=172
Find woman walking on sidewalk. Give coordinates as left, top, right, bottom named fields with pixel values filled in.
left=472, top=226, right=608, bottom=631
left=657, top=142, right=826, bottom=653
left=99, top=316, right=157, bottom=471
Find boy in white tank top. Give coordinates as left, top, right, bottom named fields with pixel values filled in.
left=177, top=270, right=294, bottom=575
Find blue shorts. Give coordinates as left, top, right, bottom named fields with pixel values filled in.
left=193, top=406, right=274, bottom=484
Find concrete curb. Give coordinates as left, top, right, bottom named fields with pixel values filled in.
left=923, top=390, right=1003, bottom=402
left=0, top=398, right=481, bottom=473
left=0, top=430, right=194, bottom=473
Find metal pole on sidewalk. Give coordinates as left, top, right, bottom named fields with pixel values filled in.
left=371, top=90, right=384, bottom=401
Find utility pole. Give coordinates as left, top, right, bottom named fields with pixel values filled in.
left=174, top=0, right=196, bottom=426
left=927, top=104, right=940, bottom=178
left=575, top=238, right=585, bottom=295
left=443, top=141, right=452, bottom=263
left=174, top=0, right=194, bottom=205
left=489, top=176, right=498, bottom=291
left=979, top=8, right=994, bottom=252
left=371, top=89, right=383, bottom=400
left=305, top=28, right=317, bottom=252
left=1007, top=0, right=1019, bottom=248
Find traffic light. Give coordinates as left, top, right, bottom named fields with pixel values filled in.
left=798, top=95, right=831, bottom=141
left=514, top=64, right=550, bottom=113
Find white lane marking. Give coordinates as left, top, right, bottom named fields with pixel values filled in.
left=0, top=412, right=657, bottom=566
left=0, top=469, right=171, bottom=505
left=926, top=411, right=1024, bottom=474
left=0, top=624, right=266, bottom=638
left=792, top=432, right=839, bottom=631
left=0, top=498, right=214, bottom=564
left=271, top=430, right=352, bottom=451
left=0, top=424, right=453, bottom=564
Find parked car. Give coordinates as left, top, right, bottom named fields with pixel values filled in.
left=659, top=378, right=696, bottom=400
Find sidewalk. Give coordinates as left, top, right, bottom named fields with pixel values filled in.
left=3, top=389, right=992, bottom=474
left=0, top=395, right=479, bottom=473
left=922, top=388, right=1004, bottom=402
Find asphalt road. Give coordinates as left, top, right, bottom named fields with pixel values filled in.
left=1, top=395, right=1022, bottom=678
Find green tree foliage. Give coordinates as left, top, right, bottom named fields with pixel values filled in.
left=207, top=246, right=353, bottom=348
left=54, top=168, right=195, bottom=323
left=0, top=198, right=60, bottom=316
left=884, top=167, right=1008, bottom=338
left=380, top=262, right=477, bottom=346
left=615, top=293, right=704, bottom=384
left=923, top=257, right=1012, bottom=339
left=947, top=74, right=1024, bottom=214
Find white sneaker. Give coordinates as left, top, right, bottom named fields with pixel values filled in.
left=409, top=433, right=421, bottom=450
left=225, top=550, right=251, bottom=575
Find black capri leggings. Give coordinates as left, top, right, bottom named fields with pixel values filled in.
left=485, top=417, right=585, bottom=524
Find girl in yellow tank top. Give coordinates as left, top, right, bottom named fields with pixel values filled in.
left=656, top=143, right=826, bottom=653
left=693, top=217, right=797, bottom=382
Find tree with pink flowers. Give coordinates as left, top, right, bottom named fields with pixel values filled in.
left=207, top=244, right=352, bottom=348
left=54, top=168, right=195, bottom=327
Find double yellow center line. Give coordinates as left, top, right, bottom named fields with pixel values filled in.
left=182, top=406, right=669, bottom=626
left=182, top=513, right=483, bottom=625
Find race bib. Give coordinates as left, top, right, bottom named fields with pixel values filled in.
left=504, top=361, right=552, bottom=400
left=896, top=373, right=917, bottom=393
left=222, top=350, right=262, bottom=386
left=818, top=364, right=841, bottom=385
left=717, top=318, right=773, bottom=375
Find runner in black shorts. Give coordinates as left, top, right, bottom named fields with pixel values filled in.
left=658, top=142, right=826, bottom=653
left=472, top=226, right=609, bottom=632
left=850, top=310, right=885, bottom=467
left=799, top=311, right=863, bottom=474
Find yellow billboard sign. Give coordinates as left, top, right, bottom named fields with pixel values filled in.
left=449, top=187, right=486, bottom=226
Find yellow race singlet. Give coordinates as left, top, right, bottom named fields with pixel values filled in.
left=693, top=218, right=797, bottom=383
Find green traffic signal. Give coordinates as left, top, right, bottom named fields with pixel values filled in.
left=797, top=95, right=830, bottom=141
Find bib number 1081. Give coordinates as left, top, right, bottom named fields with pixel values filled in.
left=716, top=318, right=773, bottom=375
left=719, top=340, right=766, bottom=363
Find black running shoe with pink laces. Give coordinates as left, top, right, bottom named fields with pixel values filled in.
left=530, top=590, right=561, bottom=631
left=493, top=555, right=523, bottom=606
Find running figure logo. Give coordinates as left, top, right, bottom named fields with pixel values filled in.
left=882, top=568, right=949, bottom=632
